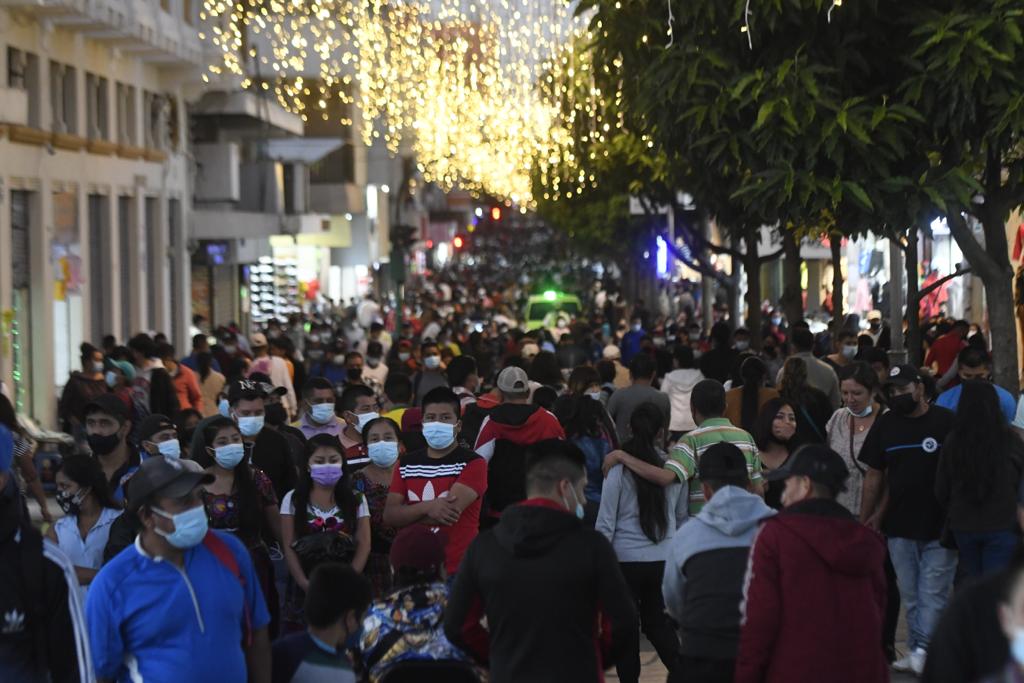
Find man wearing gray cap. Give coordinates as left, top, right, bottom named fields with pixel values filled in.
left=86, top=455, right=271, bottom=683
left=473, top=366, right=565, bottom=525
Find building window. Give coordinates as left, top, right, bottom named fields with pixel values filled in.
left=86, top=73, right=109, bottom=140
left=7, top=48, right=40, bottom=127
left=143, top=90, right=170, bottom=150
left=117, top=82, right=137, bottom=146
left=50, top=61, right=77, bottom=135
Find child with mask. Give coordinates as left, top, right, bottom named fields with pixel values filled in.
left=281, top=434, right=371, bottom=630
left=272, top=563, right=372, bottom=683
left=352, top=417, right=402, bottom=596
left=337, top=384, right=378, bottom=471
left=384, top=388, right=487, bottom=578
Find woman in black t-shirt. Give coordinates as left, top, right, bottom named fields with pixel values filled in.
left=778, top=357, right=833, bottom=444
left=753, top=398, right=802, bottom=510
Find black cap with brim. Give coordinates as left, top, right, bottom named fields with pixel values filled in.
left=138, top=414, right=175, bottom=443
left=763, top=445, right=849, bottom=494
left=247, top=372, right=288, bottom=396
left=227, top=379, right=270, bottom=404
left=125, top=455, right=214, bottom=512
left=885, top=364, right=922, bottom=387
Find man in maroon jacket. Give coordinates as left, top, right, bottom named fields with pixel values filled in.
left=735, top=445, right=888, bottom=683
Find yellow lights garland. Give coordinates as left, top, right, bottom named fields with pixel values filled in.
left=198, top=0, right=606, bottom=207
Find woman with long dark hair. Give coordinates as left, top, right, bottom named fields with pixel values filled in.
left=936, top=381, right=1024, bottom=578
left=752, top=398, right=801, bottom=510
left=596, top=403, right=685, bottom=683
left=778, top=356, right=833, bottom=444
left=724, top=356, right=779, bottom=433
left=196, top=416, right=282, bottom=633
left=281, top=433, right=371, bottom=628
left=352, top=416, right=402, bottom=596
left=45, top=454, right=122, bottom=598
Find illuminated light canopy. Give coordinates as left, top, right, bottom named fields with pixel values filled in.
left=197, top=0, right=593, bottom=207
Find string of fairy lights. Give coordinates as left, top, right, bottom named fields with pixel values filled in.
left=195, top=0, right=846, bottom=208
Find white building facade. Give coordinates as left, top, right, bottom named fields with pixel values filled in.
left=0, top=0, right=200, bottom=425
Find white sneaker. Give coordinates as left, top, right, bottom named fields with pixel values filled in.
left=891, top=653, right=914, bottom=672
left=910, top=648, right=927, bottom=675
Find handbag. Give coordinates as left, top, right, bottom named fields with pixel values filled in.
left=290, top=531, right=356, bottom=573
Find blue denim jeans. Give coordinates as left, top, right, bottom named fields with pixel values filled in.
left=952, top=529, right=1019, bottom=579
left=887, top=538, right=957, bottom=652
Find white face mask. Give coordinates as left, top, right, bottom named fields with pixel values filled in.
left=355, top=412, right=380, bottom=433
left=586, top=391, right=603, bottom=402
left=841, top=345, right=858, bottom=360
left=735, top=340, right=750, bottom=352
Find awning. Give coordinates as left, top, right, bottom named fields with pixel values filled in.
left=265, top=138, right=344, bottom=164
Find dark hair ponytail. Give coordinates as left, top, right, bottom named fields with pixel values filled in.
left=623, top=403, right=669, bottom=544
left=739, top=357, right=768, bottom=433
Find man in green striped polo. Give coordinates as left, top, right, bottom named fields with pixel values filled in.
left=602, top=379, right=764, bottom=514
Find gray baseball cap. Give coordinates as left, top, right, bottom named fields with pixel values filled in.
left=497, top=366, right=530, bottom=396
left=125, top=455, right=213, bottom=512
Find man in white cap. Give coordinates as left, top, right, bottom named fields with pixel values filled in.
left=603, top=344, right=631, bottom=389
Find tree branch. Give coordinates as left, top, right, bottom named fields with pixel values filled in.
left=946, top=211, right=998, bottom=280
left=918, top=266, right=971, bottom=298
left=659, top=232, right=731, bottom=286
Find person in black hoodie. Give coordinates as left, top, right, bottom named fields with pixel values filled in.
left=0, top=424, right=91, bottom=683
left=445, top=439, right=637, bottom=683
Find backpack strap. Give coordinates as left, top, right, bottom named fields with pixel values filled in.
left=203, top=531, right=253, bottom=648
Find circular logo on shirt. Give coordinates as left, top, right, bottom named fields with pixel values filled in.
left=921, top=437, right=939, bottom=454
left=889, top=367, right=900, bottom=377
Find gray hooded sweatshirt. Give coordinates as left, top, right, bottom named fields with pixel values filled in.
left=661, top=485, right=776, bottom=659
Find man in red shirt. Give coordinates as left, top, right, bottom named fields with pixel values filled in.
left=384, top=387, right=488, bottom=576
left=924, top=320, right=969, bottom=378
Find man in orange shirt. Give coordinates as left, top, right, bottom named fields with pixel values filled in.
left=159, top=343, right=203, bottom=413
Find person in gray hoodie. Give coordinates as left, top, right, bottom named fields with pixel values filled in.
left=661, top=442, right=775, bottom=683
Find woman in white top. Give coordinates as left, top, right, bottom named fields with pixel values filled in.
left=46, top=454, right=122, bottom=599
left=597, top=403, right=687, bottom=683
left=826, top=361, right=884, bottom=516
left=281, top=434, right=371, bottom=591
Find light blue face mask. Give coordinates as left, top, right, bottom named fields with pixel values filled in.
left=367, top=440, right=400, bottom=467
left=846, top=405, right=873, bottom=418
left=105, top=371, right=119, bottom=388
left=563, top=484, right=585, bottom=520
left=218, top=399, right=230, bottom=418
left=152, top=504, right=208, bottom=549
left=1011, top=628, right=1024, bottom=666
left=423, top=355, right=442, bottom=370
left=213, top=442, right=245, bottom=469
left=310, top=403, right=335, bottom=425
left=157, top=439, right=181, bottom=459
left=236, top=415, right=264, bottom=437
left=422, top=421, right=456, bottom=450
left=586, top=391, right=603, bottom=402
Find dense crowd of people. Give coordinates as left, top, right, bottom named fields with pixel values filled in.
left=4, top=278, right=1024, bottom=683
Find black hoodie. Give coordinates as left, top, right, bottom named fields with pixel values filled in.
left=444, top=498, right=638, bottom=683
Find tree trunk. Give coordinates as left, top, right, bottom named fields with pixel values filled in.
left=780, top=231, right=803, bottom=324
left=948, top=209, right=1020, bottom=392
left=744, top=230, right=764, bottom=349
left=830, top=236, right=845, bottom=336
left=904, top=228, right=923, bottom=367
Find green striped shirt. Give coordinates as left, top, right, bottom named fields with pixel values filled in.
left=664, top=417, right=763, bottom=514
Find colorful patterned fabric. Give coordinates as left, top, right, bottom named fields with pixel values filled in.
left=359, top=582, right=480, bottom=683
left=352, top=469, right=397, bottom=597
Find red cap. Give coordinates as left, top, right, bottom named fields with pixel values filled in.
left=390, top=525, right=447, bottom=571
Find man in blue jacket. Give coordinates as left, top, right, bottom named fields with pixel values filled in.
left=661, top=442, right=775, bottom=683
left=87, top=455, right=271, bottom=683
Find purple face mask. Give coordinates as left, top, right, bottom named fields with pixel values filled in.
left=310, top=463, right=343, bottom=487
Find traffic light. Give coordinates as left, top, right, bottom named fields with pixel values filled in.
left=490, top=206, right=502, bottom=221
left=453, top=235, right=465, bottom=249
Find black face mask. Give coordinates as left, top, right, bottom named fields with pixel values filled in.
left=265, top=403, right=288, bottom=427
left=56, top=489, right=85, bottom=516
left=87, top=431, right=122, bottom=456
left=347, top=367, right=363, bottom=382
left=889, top=393, right=918, bottom=416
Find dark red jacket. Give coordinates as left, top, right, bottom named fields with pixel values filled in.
left=735, top=498, right=888, bottom=683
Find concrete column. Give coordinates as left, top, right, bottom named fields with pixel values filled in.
left=109, top=192, right=124, bottom=339
left=30, top=184, right=55, bottom=426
